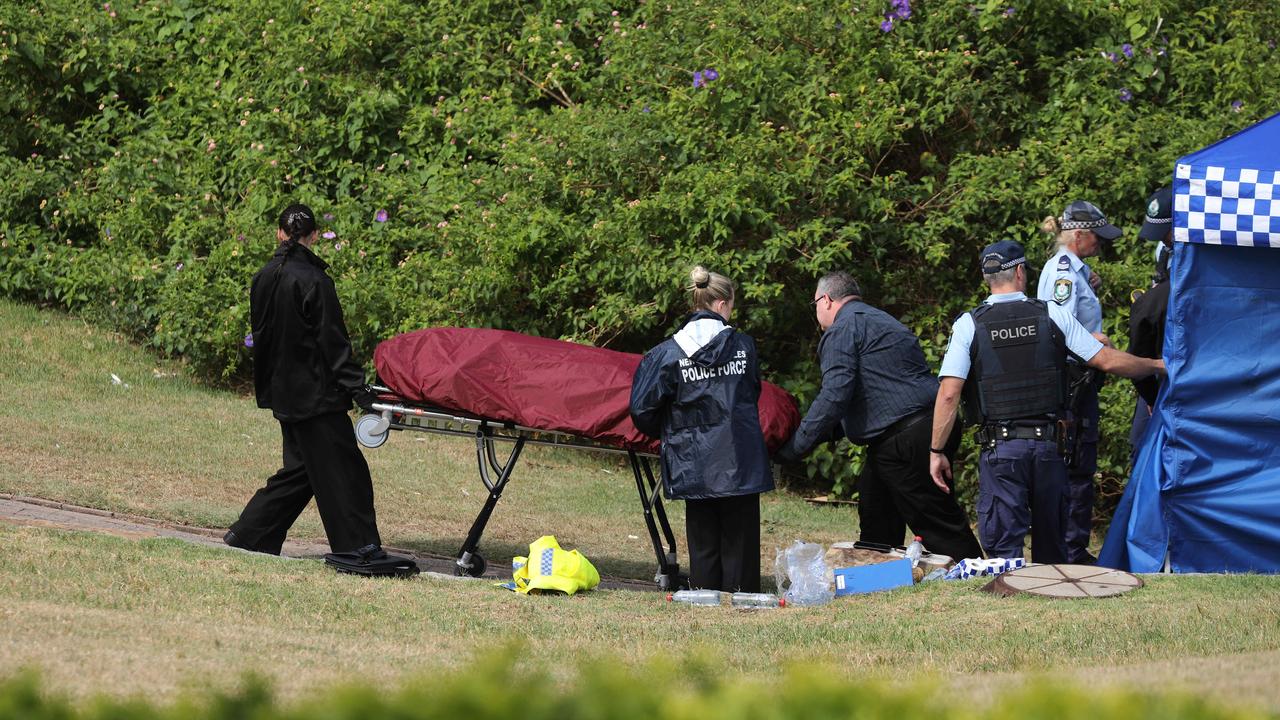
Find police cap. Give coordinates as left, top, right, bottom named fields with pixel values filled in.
left=1060, top=200, right=1121, bottom=240
left=980, top=239, right=1026, bottom=275
left=1138, top=186, right=1173, bottom=242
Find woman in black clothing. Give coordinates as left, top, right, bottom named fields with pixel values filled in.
left=629, top=266, right=774, bottom=592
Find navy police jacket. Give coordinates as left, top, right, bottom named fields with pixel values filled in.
left=629, top=311, right=775, bottom=501
left=250, top=241, right=366, bottom=422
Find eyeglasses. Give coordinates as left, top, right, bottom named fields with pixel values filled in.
left=811, top=294, right=829, bottom=306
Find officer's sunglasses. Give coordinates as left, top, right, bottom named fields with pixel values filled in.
left=811, top=294, right=829, bottom=306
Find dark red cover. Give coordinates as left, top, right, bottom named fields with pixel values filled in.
left=373, top=327, right=799, bottom=455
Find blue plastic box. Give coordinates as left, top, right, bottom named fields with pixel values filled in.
left=833, top=558, right=914, bottom=596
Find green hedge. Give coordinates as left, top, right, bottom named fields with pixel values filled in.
left=2, top=0, right=1279, bottom=509
left=0, top=658, right=1273, bottom=720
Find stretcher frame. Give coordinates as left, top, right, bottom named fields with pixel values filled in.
left=355, top=385, right=684, bottom=590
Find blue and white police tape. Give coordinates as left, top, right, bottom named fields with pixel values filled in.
left=944, top=557, right=1025, bottom=580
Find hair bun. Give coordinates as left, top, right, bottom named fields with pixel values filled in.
left=690, top=265, right=711, bottom=289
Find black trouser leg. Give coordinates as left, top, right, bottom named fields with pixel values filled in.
left=291, top=412, right=381, bottom=554
left=685, top=499, right=723, bottom=590
left=229, top=421, right=314, bottom=554
left=856, top=452, right=906, bottom=548
left=867, top=418, right=983, bottom=561
left=716, top=494, right=761, bottom=593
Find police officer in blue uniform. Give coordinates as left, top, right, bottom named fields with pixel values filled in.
left=928, top=241, right=1164, bottom=562
left=630, top=266, right=774, bottom=592
left=1036, top=201, right=1122, bottom=563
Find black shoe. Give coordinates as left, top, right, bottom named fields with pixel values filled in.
left=1071, top=552, right=1098, bottom=565
left=223, top=530, right=281, bottom=555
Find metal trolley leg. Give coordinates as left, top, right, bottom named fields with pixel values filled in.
left=455, top=426, right=526, bottom=577
left=628, top=451, right=682, bottom=590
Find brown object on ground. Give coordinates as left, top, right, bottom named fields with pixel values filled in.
left=982, top=563, right=1144, bottom=598
left=805, top=495, right=858, bottom=506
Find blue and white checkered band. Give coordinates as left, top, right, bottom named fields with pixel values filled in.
left=540, top=548, right=555, bottom=576
left=1146, top=215, right=1172, bottom=225
left=1060, top=216, right=1109, bottom=231
left=1175, top=164, right=1280, bottom=248
left=982, top=254, right=1026, bottom=273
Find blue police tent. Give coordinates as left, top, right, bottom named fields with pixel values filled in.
left=1100, top=111, right=1280, bottom=573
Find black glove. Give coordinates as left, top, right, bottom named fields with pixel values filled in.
left=352, top=385, right=378, bottom=413
left=774, top=441, right=801, bottom=465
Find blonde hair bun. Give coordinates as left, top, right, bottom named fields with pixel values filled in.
left=689, top=265, right=711, bottom=289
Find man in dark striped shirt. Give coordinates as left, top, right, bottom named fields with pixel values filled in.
left=776, top=271, right=982, bottom=561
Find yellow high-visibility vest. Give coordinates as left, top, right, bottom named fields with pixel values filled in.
left=511, top=535, right=600, bottom=595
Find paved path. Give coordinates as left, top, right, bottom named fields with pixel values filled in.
left=0, top=494, right=657, bottom=591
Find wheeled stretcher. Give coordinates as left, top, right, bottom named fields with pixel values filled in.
left=354, top=386, right=685, bottom=590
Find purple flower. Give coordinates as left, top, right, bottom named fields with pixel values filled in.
left=642, top=105, right=651, bottom=113
left=892, top=0, right=911, bottom=19
left=1232, top=100, right=1244, bottom=112
left=1119, top=88, right=1133, bottom=103
left=1104, top=51, right=1118, bottom=63
left=703, top=68, right=719, bottom=81
left=243, top=332, right=254, bottom=348
left=105, top=227, right=112, bottom=238
left=175, top=262, right=184, bottom=271
left=880, top=17, right=894, bottom=31
left=692, top=71, right=705, bottom=88
left=1003, top=7, right=1015, bottom=16
left=1121, top=43, right=1134, bottom=58
left=374, top=209, right=388, bottom=223
left=322, top=230, right=336, bottom=239
left=323, top=213, right=334, bottom=221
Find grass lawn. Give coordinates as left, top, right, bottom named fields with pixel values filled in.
left=2, top=298, right=1280, bottom=712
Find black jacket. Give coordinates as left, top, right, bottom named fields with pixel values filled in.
left=629, top=311, right=774, bottom=500
left=1128, top=279, right=1169, bottom=406
left=251, top=242, right=365, bottom=422
left=777, top=301, right=937, bottom=461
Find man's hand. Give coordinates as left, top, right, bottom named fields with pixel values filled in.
left=929, top=452, right=952, bottom=494
left=1091, top=331, right=1115, bottom=348
left=353, top=385, right=379, bottom=413
left=1089, top=272, right=1103, bottom=292
left=774, top=442, right=801, bottom=465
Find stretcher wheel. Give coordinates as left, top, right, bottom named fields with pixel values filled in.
left=355, top=413, right=389, bottom=448
left=455, top=553, right=487, bottom=578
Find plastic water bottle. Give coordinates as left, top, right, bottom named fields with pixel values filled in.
left=667, top=589, right=723, bottom=606
left=905, top=536, right=925, bottom=568
left=730, top=592, right=785, bottom=608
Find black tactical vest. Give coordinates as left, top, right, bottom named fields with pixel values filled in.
left=961, top=299, right=1067, bottom=424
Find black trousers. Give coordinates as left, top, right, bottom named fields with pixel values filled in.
left=856, top=414, right=984, bottom=561
left=229, top=411, right=381, bottom=555
left=685, top=493, right=761, bottom=593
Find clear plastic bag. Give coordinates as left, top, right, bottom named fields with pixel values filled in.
left=773, top=540, right=834, bottom=606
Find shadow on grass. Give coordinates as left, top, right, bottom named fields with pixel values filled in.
left=396, top=536, right=666, bottom=583
left=397, top=535, right=780, bottom=592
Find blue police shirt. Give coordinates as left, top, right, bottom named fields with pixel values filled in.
left=938, top=292, right=1104, bottom=380
left=1037, top=247, right=1102, bottom=333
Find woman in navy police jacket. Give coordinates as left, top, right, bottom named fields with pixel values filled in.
left=629, top=266, right=774, bottom=592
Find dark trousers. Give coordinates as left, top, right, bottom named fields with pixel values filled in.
left=685, top=494, right=761, bottom=592
left=229, top=412, right=381, bottom=555
left=857, top=416, right=983, bottom=561
left=1065, top=386, right=1099, bottom=562
left=977, top=438, right=1068, bottom=563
